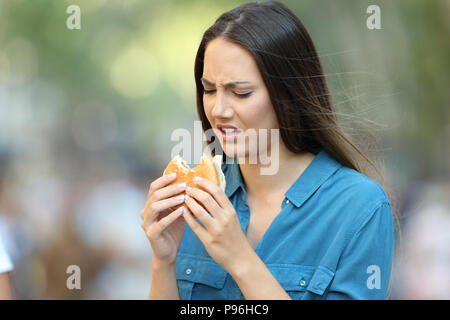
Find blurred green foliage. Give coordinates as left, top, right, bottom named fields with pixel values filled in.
left=0, top=0, right=449, bottom=181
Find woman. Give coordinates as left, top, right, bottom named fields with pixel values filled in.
left=141, top=0, right=396, bottom=300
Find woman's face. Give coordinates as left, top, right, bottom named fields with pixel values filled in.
left=202, top=37, right=279, bottom=160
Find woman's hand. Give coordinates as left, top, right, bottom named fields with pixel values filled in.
left=141, top=173, right=187, bottom=266
left=182, top=176, right=252, bottom=274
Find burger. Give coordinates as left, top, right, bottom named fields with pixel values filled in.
left=163, top=153, right=226, bottom=211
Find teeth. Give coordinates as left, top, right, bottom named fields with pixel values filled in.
left=222, top=128, right=238, bottom=133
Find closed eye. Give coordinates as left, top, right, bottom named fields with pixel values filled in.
left=234, top=92, right=252, bottom=98
left=203, top=89, right=252, bottom=99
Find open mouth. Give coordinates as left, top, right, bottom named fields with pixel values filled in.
left=220, top=127, right=241, bottom=134
left=218, top=127, right=242, bottom=141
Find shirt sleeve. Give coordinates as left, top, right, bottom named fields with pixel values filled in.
left=325, top=201, right=395, bottom=299
left=0, top=233, right=13, bottom=274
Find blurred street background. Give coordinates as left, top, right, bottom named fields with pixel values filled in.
left=0, top=0, right=449, bottom=299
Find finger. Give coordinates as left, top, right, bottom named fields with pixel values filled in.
left=182, top=206, right=209, bottom=243
left=184, top=194, right=217, bottom=231
left=141, top=176, right=184, bottom=221
left=152, top=181, right=186, bottom=202
left=152, top=206, right=186, bottom=236
left=193, top=176, right=229, bottom=210
left=144, top=194, right=185, bottom=226
left=148, top=173, right=177, bottom=198
left=186, top=186, right=222, bottom=220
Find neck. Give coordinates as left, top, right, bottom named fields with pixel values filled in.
left=238, top=144, right=316, bottom=203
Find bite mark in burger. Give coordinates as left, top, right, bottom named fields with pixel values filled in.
left=163, top=153, right=226, bottom=211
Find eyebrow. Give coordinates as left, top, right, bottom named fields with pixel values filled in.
left=201, top=77, right=252, bottom=88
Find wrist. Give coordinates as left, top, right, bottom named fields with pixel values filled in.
left=152, top=258, right=176, bottom=271
left=229, top=246, right=257, bottom=281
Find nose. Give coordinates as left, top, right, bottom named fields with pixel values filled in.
left=211, top=90, right=234, bottom=120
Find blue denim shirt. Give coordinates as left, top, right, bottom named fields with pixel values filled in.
left=175, top=149, right=394, bottom=300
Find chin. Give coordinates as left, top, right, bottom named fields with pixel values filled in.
left=222, top=144, right=258, bottom=164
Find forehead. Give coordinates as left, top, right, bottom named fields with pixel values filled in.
left=203, top=37, right=260, bottom=82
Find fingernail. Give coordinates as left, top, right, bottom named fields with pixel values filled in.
left=178, top=182, right=186, bottom=189
left=176, top=194, right=185, bottom=201
left=177, top=206, right=185, bottom=214
left=193, top=176, right=202, bottom=183
left=169, top=173, right=176, bottom=178
left=186, top=186, right=192, bottom=192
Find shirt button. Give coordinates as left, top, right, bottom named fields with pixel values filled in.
left=299, top=280, right=306, bottom=287
left=285, top=199, right=290, bottom=204
left=185, top=268, right=192, bottom=275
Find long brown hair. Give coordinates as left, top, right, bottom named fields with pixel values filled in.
left=193, top=0, right=400, bottom=256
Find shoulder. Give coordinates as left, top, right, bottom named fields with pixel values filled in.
left=321, top=165, right=393, bottom=232
left=326, top=165, right=390, bottom=206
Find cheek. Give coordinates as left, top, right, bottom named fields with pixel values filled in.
left=202, top=91, right=277, bottom=130
left=243, top=93, right=277, bottom=129
left=203, top=96, right=214, bottom=122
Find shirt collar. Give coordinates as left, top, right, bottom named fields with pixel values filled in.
left=284, top=148, right=342, bottom=208
left=222, top=157, right=246, bottom=199
left=221, top=148, right=342, bottom=207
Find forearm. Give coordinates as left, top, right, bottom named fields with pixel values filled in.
left=0, top=273, right=13, bottom=300
left=148, top=259, right=180, bottom=300
left=230, top=250, right=292, bottom=300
